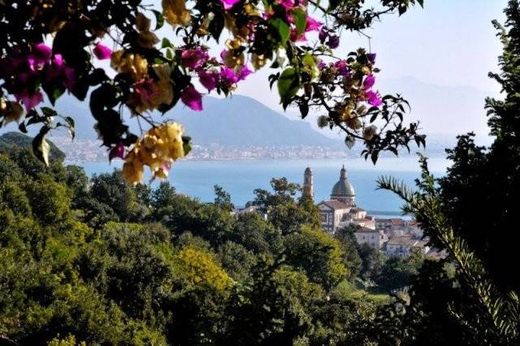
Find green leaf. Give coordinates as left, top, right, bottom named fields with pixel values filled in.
left=18, top=122, right=28, bottom=133
left=32, top=126, right=51, bottom=166
left=208, top=12, right=225, bottom=42
left=293, top=8, right=307, bottom=36
left=345, top=135, right=355, bottom=149
left=182, top=136, right=192, bottom=156
left=64, top=116, right=75, bottom=139
left=277, top=68, right=301, bottom=108
left=161, top=37, right=173, bottom=49
left=302, top=53, right=319, bottom=79
left=299, top=102, right=309, bottom=118
left=41, top=107, right=58, bottom=118
left=151, top=9, right=164, bottom=30
left=270, top=18, right=291, bottom=45
left=165, top=48, right=174, bottom=60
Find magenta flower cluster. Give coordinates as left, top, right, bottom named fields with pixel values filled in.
left=0, top=43, right=76, bottom=112
left=363, top=74, right=383, bottom=107
left=176, top=45, right=253, bottom=112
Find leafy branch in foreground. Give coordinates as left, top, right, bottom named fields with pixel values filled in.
left=378, top=157, right=519, bottom=343
left=0, top=0, right=425, bottom=183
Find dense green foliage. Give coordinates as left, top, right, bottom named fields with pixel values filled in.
left=0, top=146, right=418, bottom=345
left=377, top=1, right=520, bottom=344
left=0, top=132, right=65, bottom=161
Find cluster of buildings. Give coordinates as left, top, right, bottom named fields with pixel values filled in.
left=303, top=166, right=438, bottom=258
left=53, top=135, right=351, bottom=163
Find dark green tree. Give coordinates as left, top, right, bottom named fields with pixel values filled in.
left=213, top=185, right=234, bottom=212
left=379, top=1, right=520, bottom=343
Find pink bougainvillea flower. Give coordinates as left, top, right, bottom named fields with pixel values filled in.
left=16, top=90, right=44, bottom=112
left=363, top=74, right=376, bottom=89
left=290, top=29, right=307, bottom=42
left=317, top=60, right=326, bottom=70
left=93, top=43, right=112, bottom=60
left=221, top=0, right=240, bottom=10
left=334, top=60, right=350, bottom=77
left=368, top=53, right=377, bottom=64
left=237, top=65, right=252, bottom=81
left=28, top=43, right=52, bottom=71
left=46, top=54, right=76, bottom=91
left=52, top=54, right=64, bottom=67
left=181, top=85, right=203, bottom=111
left=109, top=143, right=126, bottom=161
left=198, top=70, right=218, bottom=91
left=305, top=16, right=322, bottom=32
left=366, top=90, right=383, bottom=107
left=327, top=35, right=340, bottom=49
left=319, top=28, right=328, bottom=43
left=220, top=49, right=229, bottom=61
left=181, top=47, right=208, bottom=70
left=220, top=67, right=239, bottom=86
left=134, top=78, right=156, bottom=102
left=278, top=0, right=295, bottom=9
left=62, top=66, right=76, bottom=90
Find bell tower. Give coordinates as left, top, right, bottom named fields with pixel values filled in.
left=303, top=167, right=314, bottom=199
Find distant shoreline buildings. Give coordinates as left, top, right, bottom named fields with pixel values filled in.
left=303, top=166, right=442, bottom=259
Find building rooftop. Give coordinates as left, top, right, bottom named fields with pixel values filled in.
left=320, top=200, right=350, bottom=210
left=356, top=226, right=380, bottom=233
left=331, top=165, right=355, bottom=197
left=387, top=236, right=415, bottom=247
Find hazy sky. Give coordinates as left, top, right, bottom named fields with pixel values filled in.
left=236, top=0, right=507, bottom=134
left=142, top=1, right=509, bottom=137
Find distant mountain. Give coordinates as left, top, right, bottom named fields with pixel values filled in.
left=1, top=95, right=342, bottom=147
left=170, top=95, right=340, bottom=147
left=378, top=77, right=493, bottom=138
left=2, top=78, right=494, bottom=152
left=0, top=132, right=65, bottom=161
left=298, top=77, right=495, bottom=154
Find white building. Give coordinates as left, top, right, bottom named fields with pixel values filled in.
left=313, top=166, right=365, bottom=233
left=318, top=200, right=351, bottom=233
left=385, top=236, right=430, bottom=258
left=355, top=227, right=387, bottom=249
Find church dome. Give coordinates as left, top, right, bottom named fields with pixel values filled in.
left=331, top=166, right=355, bottom=197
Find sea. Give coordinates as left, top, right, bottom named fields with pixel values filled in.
left=79, top=156, right=449, bottom=217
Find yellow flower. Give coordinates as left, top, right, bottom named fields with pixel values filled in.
left=153, top=64, right=174, bottom=104
left=111, top=50, right=149, bottom=81
left=252, top=54, right=267, bottom=70
left=363, top=125, right=377, bottom=141
left=135, top=13, right=159, bottom=49
left=340, top=105, right=354, bottom=121
left=163, top=0, right=191, bottom=27
left=138, top=31, right=159, bottom=49
left=222, top=41, right=245, bottom=69
left=346, top=117, right=362, bottom=130
left=136, top=13, right=151, bottom=32
left=361, top=66, right=371, bottom=75
left=127, top=64, right=173, bottom=114
left=0, top=100, right=24, bottom=124
left=122, top=152, right=145, bottom=185
left=122, top=122, right=185, bottom=184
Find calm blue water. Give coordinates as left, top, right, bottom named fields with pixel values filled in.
left=79, top=157, right=448, bottom=215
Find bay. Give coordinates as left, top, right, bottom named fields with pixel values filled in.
left=80, top=157, right=449, bottom=215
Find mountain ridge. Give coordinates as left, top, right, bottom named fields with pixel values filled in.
left=1, top=94, right=342, bottom=148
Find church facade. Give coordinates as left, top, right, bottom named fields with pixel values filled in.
left=303, top=166, right=376, bottom=234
